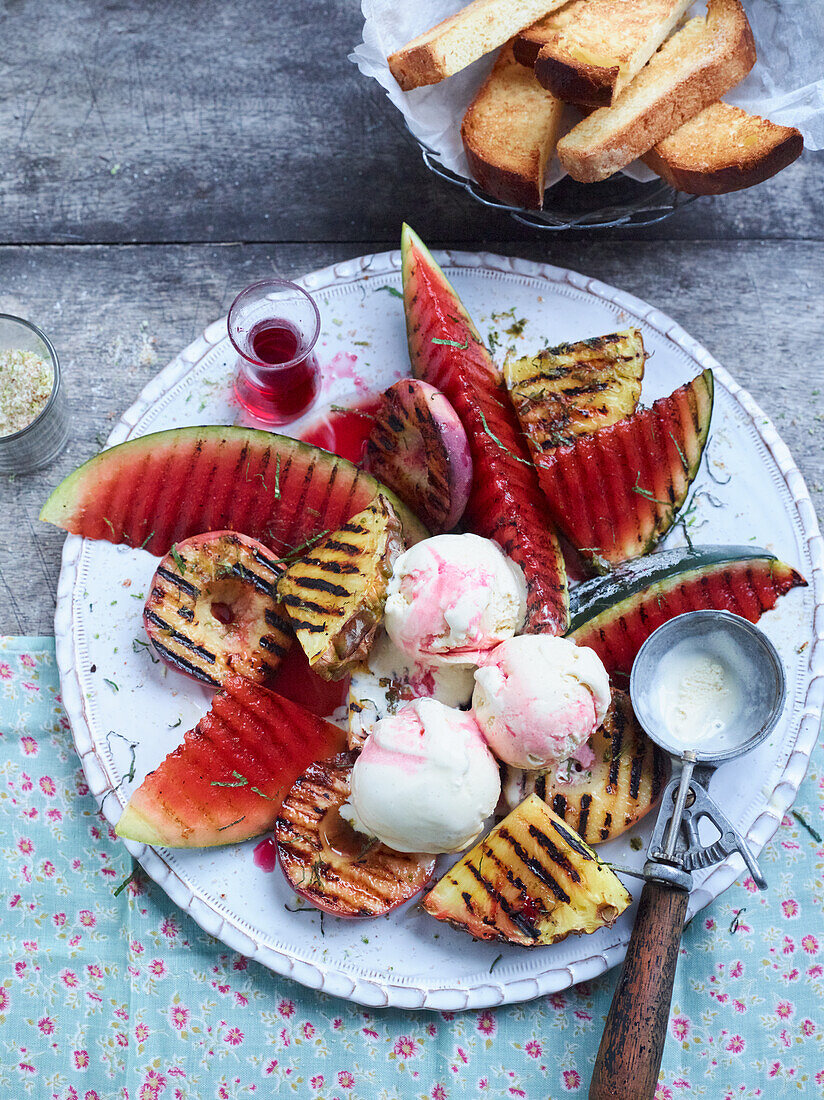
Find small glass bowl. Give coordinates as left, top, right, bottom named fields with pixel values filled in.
left=0, top=314, right=69, bottom=474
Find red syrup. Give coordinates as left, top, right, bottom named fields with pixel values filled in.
left=269, top=641, right=349, bottom=718
left=253, top=836, right=278, bottom=872
left=299, top=394, right=383, bottom=464
left=234, top=321, right=320, bottom=424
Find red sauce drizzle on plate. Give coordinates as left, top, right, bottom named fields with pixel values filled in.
left=299, top=394, right=382, bottom=464
left=253, top=836, right=278, bottom=872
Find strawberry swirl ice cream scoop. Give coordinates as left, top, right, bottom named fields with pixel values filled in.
left=383, top=533, right=527, bottom=668
left=472, top=635, right=611, bottom=770
left=340, top=698, right=500, bottom=854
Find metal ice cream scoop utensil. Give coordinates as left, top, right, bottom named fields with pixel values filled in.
left=589, top=610, right=786, bottom=1100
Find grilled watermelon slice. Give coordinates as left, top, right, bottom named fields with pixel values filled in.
left=534, top=370, right=714, bottom=571
left=504, top=328, right=646, bottom=450
left=422, top=794, right=631, bottom=946
left=568, top=544, right=807, bottom=678
left=115, top=675, right=347, bottom=848
left=276, top=752, right=436, bottom=917
left=143, top=530, right=292, bottom=688
left=40, top=425, right=428, bottom=557
left=501, top=689, right=669, bottom=844
left=277, top=496, right=404, bottom=680
left=401, top=224, right=569, bottom=635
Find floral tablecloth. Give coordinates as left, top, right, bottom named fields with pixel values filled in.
left=1, top=636, right=822, bottom=1100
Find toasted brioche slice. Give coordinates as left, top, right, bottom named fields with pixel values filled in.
left=388, top=0, right=569, bottom=91
left=531, top=0, right=693, bottom=107
left=644, top=101, right=804, bottom=194
left=557, top=0, right=756, bottom=183
left=461, top=42, right=564, bottom=209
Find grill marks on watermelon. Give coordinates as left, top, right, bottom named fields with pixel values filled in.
left=39, top=426, right=428, bottom=558
left=401, top=224, right=569, bottom=634
left=533, top=371, right=714, bottom=571
left=115, top=676, right=347, bottom=848
left=568, top=548, right=806, bottom=678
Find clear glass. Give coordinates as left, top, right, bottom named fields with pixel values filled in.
left=228, top=278, right=321, bottom=425
left=0, top=314, right=68, bottom=474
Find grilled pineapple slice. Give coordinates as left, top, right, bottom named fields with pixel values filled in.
left=277, top=496, right=404, bottom=681
left=422, top=794, right=631, bottom=946
left=501, top=690, right=669, bottom=843
left=504, top=328, right=645, bottom=451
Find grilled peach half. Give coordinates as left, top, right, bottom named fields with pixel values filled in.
left=363, top=379, right=472, bottom=533
left=143, top=530, right=292, bottom=688
left=276, top=752, right=436, bottom=917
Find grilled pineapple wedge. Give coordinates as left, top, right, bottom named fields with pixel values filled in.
left=277, top=496, right=404, bottom=681
left=501, top=690, right=669, bottom=843
left=504, top=328, right=645, bottom=451
left=422, top=794, right=631, bottom=946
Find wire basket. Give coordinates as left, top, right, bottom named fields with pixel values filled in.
left=417, top=139, right=699, bottom=231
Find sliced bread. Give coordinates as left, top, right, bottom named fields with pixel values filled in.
left=531, top=0, right=693, bottom=107
left=644, top=101, right=804, bottom=194
left=388, top=0, right=569, bottom=91
left=462, top=42, right=563, bottom=209
left=557, top=0, right=757, bottom=183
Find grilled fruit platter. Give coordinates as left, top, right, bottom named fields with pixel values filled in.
left=41, top=225, right=808, bottom=952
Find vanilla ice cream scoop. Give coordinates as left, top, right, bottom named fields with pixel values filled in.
left=384, top=533, right=527, bottom=668
left=340, top=698, right=501, bottom=854
left=472, top=635, right=611, bottom=770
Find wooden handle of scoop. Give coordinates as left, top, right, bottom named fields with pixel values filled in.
left=589, top=879, right=689, bottom=1100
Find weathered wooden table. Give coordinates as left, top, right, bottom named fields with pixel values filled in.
left=1, top=0, right=822, bottom=633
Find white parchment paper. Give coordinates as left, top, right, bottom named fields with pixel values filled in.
left=351, top=0, right=823, bottom=190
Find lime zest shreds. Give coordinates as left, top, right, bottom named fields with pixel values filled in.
left=250, top=786, right=276, bottom=801
left=103, top=517, right=116, bottom=537
left=103, top=677, right=119, bottom=693
left=477, top=407, right=532, bottom=467
left=113, top=866, right=138, bottom=897
left=170, top=545, right=186, bottom=575
left=274, top=453, right=281, bottom=500
left=329, top=405, right=375, bottom=420
left=431, top=337, right=468, bottom=349
left=106, top=729, right=137, bottom=782
left=668, top=431, right=689, bottom=473
left=489, top=953, right=503, bottom=973
left=211, top=770, right=248, bottom=788
left=376, top=285, right=403, bottom=299
left=792, top=810, right=822, bottom=843
left=218, top=815, right=247, bottom=832
left=631, top=474, right=671, bottom=506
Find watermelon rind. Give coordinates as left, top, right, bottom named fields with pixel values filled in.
left=400, top=223, right=569, bottom=635
left=40, top=424, right=428, bottom=556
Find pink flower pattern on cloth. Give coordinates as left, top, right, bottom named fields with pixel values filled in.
left=1, top=638, right=822, bottom=1099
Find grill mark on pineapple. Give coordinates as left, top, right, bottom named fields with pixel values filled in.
left=550, top=819, right=595, bottom=861
left=302, top=556, right=360, bottom=575
left=176, top=607, right=194, bottom=622
left=463, top=863, right=539, bottom=940
left=526, top=824, right=582, bottom=884
left=264, top=607, right=292, bottom=631
left=156, top=566, right=200, bottom=599
left=600, top=812, right=613, bottom=841
left=288, top=575, right=351, bottom=599
left=323, top=539, right=360, bottom=556
left=496, top=827, right=571, bottom=903
left=281, top=593, right=344, bottom=619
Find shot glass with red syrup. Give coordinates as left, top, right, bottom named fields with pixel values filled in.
left=228, top=279, right=321, bottom=425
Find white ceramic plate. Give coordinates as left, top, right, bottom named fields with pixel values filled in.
left=54, top=249, right=823, bottom=1010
